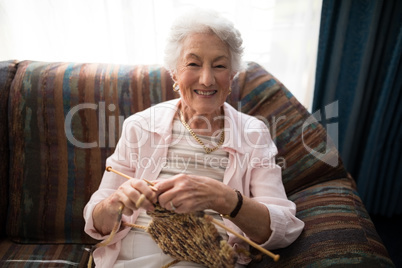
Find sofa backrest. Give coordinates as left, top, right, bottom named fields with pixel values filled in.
left=6, top=61, right=176, bottom=243
left=4, top=60, right=346, bottom=244
left=228, top=63, right=347, bottom=195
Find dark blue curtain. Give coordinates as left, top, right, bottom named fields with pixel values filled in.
left=313, top=0, right=402, bottom=216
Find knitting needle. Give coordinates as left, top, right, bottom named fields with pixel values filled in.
left=205, top=215, right=280, bottom=262
left=106, top=166, right=158, bottom=192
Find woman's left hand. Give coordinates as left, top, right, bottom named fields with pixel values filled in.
left=154, top=174, right=236, bottom=215
left=155, top=173, right=272, bottom=244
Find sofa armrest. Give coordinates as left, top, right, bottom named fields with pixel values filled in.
left=0, top=60, right=18, bottom=238
left=248, top=177, right=394, bottom=267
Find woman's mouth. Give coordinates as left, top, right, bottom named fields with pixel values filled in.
left=194, top=90, right=217, bottom=96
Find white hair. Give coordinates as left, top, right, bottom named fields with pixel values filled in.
left=164, top=9, right=244, bottom=75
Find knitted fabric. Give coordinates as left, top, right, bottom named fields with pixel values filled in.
left=144, top=205, right=238, bottom=268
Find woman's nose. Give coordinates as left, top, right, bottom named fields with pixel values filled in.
left=199, top=67, right=215, bottom=87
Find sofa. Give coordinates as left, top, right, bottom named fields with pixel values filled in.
left=0, top=60, right=394, bottom=267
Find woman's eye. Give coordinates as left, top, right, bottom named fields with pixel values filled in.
left=215, top=65, right=226, bottom=68
left=188, top=63, right=199, bottom=67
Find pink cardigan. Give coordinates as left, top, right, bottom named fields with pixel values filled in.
left=83, top=99, right=304, bottom=267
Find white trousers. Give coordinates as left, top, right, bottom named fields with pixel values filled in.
left=114, top=229, right=246, bottom=268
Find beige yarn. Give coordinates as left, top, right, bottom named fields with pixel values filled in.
left=125, top=204, right=238, bottom=268
left=147, top=205, right=237, bottom=267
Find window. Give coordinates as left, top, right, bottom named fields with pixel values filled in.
left=0, top=0, right=322, bottom=110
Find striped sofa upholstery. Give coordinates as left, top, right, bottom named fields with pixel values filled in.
left=0, top=60, right=394, bottom=267
left=0, top=61, right=15, bottom=242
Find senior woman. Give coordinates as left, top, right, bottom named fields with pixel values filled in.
left=84, top=9, right=304, bottom=268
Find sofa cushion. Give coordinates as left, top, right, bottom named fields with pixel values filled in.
left=6, top=61, right=175, bottom=243
left=0, top=60, right=17, bottom=238
left=0, top=239, right=89, bottom=267
left=229, top=62, right=348, bottom=196
left=248, top=178, right=394, bottom=267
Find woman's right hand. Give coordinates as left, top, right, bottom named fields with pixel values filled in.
left=92, top=179, right=157, bottom=235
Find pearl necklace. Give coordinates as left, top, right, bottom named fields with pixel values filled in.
left=178, top=110, right=225, bottom=154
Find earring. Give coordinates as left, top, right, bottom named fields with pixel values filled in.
left=228, top=87, right=232, bottom=96
left=173, top=82, right=180, bottom=92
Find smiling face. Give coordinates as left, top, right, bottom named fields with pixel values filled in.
left=173, top=32, right=234, bottom=118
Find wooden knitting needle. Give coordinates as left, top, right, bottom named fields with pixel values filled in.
left=106, top=166, right=158, bottom=192
left=205, top=215, right=280, bottom=262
